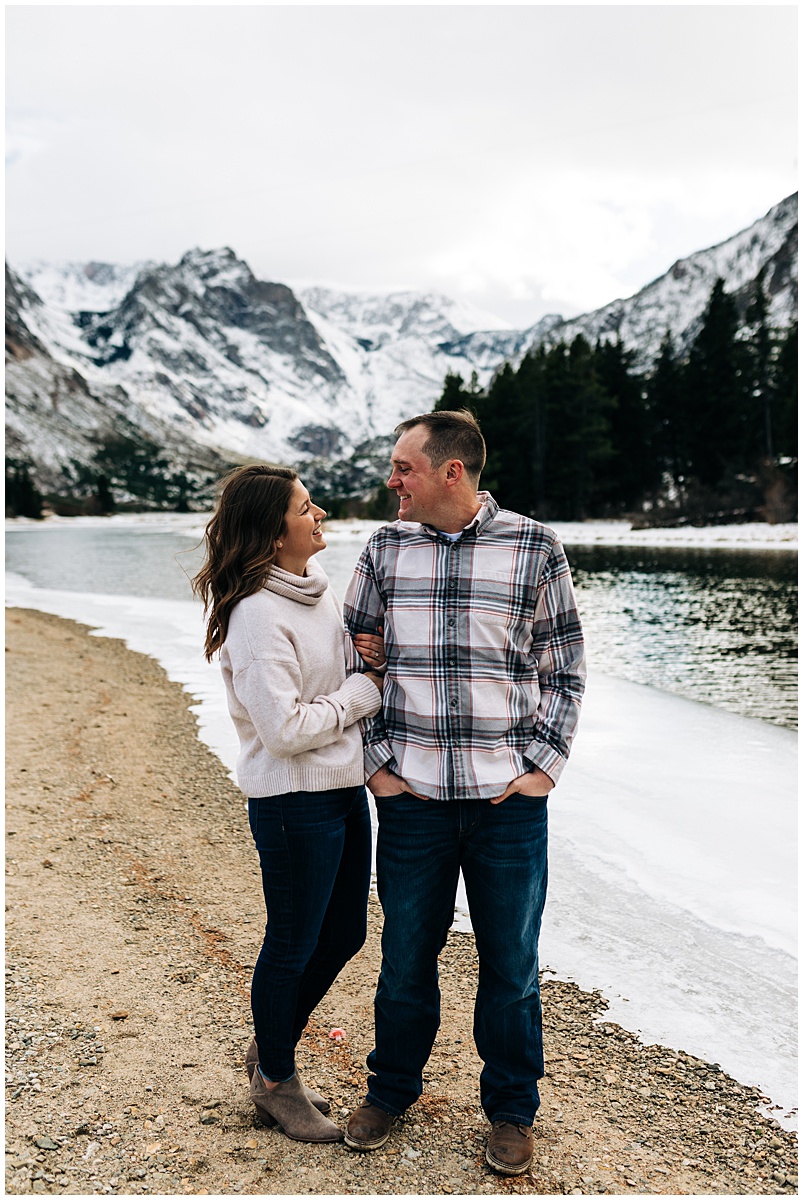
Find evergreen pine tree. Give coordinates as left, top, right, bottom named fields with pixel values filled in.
left=434, top=372, right=470, bottom=412
left=595, top=338, right=657, bottom=510
left=745, top=267, right=774, bottom=460
left=685, top=279, right=751, bottom=486
left=95, top=474, right=115, bottom=514
left=649, top=333, right=687, bottom=495
left=542, top=336, right=615, bottom=519
left=5, top=460, right=44, bottom=519
left=772, top=320, right=798, bottom=460
left=477, top=362, right=529, bottom=510
left=516, top=350, right=549, bottom=514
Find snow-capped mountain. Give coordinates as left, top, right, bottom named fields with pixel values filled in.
left=6, top=194, right=797, bottom=502
left=297, top=285, right=512, bottom=346
left=529, top=194, right=797, bottom=367
left=19, top=259, right=149, bottom=315
left=8, top=253, right=526, bottom=496
left=295, top=285, right=529, bottom=436
left=5, top=265, right=234, bottom=496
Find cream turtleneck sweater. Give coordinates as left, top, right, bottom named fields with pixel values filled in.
left=220, top=561, right=381, bottom=797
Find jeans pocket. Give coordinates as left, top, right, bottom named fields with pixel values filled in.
left=373, top=791, right=408, bottom=803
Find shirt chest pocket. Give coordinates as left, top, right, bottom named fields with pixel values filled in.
left=467, top=575, right=537, bottom=656
left=469, top=573, right=526, bottom=623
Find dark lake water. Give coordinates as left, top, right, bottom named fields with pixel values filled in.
left=6, top=525, right=798, bottom=730
left=565, top=545, right=797, bottom=731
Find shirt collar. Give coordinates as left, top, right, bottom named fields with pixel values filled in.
left=419, top=491, right=499, bottom=541
left=471, top=491, right=499, bottom=536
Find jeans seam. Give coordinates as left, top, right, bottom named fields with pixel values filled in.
left=256, top=797, right=297, bottom=976
left=248, top=798, right=260, bottom=841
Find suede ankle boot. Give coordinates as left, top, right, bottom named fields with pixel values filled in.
left=245, top=1037, right=331, bottom=1116
left=250, top=1069, right=342, bottom=1143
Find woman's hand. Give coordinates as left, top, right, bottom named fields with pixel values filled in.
left=353, top=628, right=386, bottom=670
left=489, top=767, right=554, bottom=805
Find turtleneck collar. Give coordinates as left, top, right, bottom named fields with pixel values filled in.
left=263, top=559, right=329, bottom=606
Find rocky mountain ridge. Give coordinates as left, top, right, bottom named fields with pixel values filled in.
left=6, top=194, right=797, bottom=504
left=5, top=264, right=236, bottom=501
left=532, top=192, right=797, bottom=368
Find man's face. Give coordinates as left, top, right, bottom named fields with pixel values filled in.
left=387, top=425, right=445, bottom=524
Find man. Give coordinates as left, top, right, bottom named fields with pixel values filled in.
left=342, top=409, right=585, bottom=1175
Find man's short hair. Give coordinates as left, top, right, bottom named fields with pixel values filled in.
left=395, top=409, right=486, bottom=481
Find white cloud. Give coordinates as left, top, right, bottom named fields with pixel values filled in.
left=426, top=172, right=656, bottom=314
left=421, top=165, right=795, bottom=318
left=5, top=114, right=62, bottom=169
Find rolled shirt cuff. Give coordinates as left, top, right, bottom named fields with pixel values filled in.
left=364, top=741, right=396, bottom=781
left=523, top=738, right=567, bottom=785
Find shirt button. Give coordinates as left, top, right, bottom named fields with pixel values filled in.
left=448, top=580, right=457, bottom=589
left=450, top=698, right=457, bottom=707
left=448, top=619, right=455, bottom=627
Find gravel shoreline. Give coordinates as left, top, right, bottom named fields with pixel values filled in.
left=5, top=608, right=798, bottom=1196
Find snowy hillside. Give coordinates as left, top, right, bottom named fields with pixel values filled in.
left=19, top=260, right=149, bottom=315
left=297, top=285, right=512, bottom=345
left=10, top=254, right=522, bottom=480
left=529, top=194, right=797, bottom=367
left=5, top=265, right=233, bottom=496
left=296, top=285, right=526, bottom=435
left=6, top=193, right=798, bottom=500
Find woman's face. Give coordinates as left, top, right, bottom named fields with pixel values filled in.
left=276, top=480, right=327, bottom=573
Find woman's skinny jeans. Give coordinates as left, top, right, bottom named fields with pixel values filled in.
left=248, top=785, right=371, bottom=1081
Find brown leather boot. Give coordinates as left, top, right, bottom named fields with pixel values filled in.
left=250, top=1069, right=342, bottom=1143
left=245, top=1037, right=331, bottom=1117
left=486, top=1121, right=534, bottom=1174
left=344, top=1100, right=395, bottom=1150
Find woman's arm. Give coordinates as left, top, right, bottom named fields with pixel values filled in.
left=233, top=655, right=382, bottom=759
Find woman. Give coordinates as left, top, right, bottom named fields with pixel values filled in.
left=193, top=464, right=385, bottom=1143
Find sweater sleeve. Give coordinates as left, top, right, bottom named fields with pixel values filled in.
left=232, top=655, right=382, bottom=760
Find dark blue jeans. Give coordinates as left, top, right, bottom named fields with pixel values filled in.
left=367, top=794, right=548, bottom=1126
left=248, top=786, right=371, bottom=1081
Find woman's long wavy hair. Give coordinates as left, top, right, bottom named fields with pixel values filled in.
left=192, top=464, right=298, bottom=661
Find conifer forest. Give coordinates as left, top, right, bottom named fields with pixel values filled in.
left=435, top=278, right=797, bottom=525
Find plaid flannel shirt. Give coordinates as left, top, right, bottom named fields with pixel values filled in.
left=343, top=492, right=586, bottom=801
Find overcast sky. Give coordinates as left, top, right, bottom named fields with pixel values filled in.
left=5, top=4, right=798, bottom=326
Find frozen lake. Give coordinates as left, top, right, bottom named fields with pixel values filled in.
left=6, top=514, right=798, bottom=728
